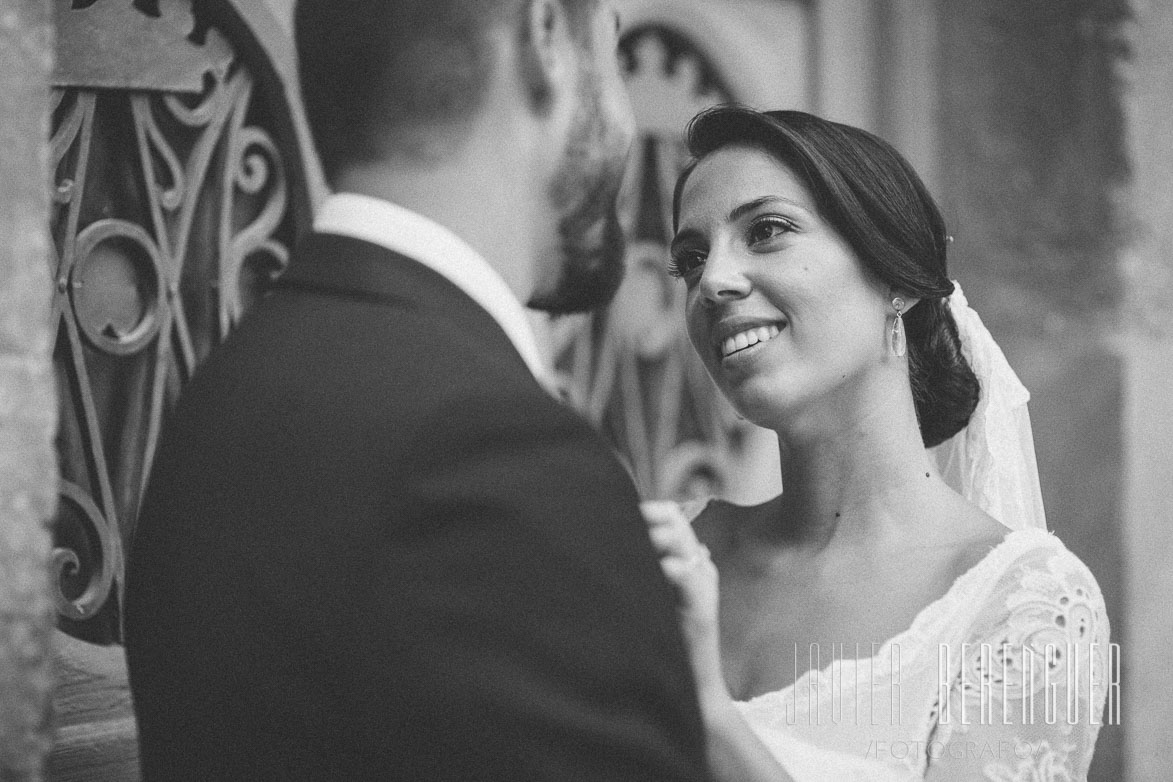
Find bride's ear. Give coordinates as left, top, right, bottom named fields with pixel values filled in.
left=891, top=290, right=922, bottom=313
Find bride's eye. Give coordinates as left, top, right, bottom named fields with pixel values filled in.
left=747, top=217, right=794, bottom=246
left=667, top=247, right=707, bottom=280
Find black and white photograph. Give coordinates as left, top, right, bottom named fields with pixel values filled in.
left=0, top=0, right=1165, bottom=780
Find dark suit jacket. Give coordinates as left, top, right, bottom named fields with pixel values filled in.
left=125, top=234, right=711, bottom=780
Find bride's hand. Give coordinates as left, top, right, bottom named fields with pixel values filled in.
left=641, top=501, right=725, bottom=697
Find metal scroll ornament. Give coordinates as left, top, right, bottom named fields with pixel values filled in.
left=49, top=0, right=295, bottom=642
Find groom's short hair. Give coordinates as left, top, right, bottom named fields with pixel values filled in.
left=296, top=0, right=598, bottom=184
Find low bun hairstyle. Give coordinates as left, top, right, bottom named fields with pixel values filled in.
left=672, top=106, right=978, bottom=448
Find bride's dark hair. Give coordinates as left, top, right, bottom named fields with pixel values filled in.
left=672, top=106, right=978, bottom=448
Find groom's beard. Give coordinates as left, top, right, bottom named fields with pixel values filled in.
left=527, top=86, right=628, bottom=315
left=528, top=190, right=626, bottom=316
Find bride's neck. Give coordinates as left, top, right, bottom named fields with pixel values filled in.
left=767, top=377, right=937, bottom=548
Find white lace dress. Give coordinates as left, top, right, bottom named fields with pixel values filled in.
left=733, top=528, right=1111, bottom=781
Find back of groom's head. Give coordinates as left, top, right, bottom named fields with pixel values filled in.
left=296, top=0, right=598, bottom=185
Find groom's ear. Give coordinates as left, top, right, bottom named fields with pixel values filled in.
left=517, top=0, right=576, bottom=116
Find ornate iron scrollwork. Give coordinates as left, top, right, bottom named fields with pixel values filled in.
left=49, top=0, right=298, bottom=642
left=553, top=24, right=755, bottom=501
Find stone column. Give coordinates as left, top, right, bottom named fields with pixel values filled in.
left=0, top=0, right=58, bottom=778
left=937, top=1, right=1128, bottom=779
left=1120, top=1, right=1173, bottom=778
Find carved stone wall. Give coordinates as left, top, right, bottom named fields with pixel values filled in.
left=0, top=0, right=58, bottom=778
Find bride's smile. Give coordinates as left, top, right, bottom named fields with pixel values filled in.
left=714, top=317, right=785, bottom=360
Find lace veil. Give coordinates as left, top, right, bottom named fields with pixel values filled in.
left=930, top=282, right=1048, bottom=531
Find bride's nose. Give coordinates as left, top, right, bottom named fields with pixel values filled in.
left=698, top=247, right=751, bottom=307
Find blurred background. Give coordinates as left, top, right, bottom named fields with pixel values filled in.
left=2, top=0, right=1169, bottom=779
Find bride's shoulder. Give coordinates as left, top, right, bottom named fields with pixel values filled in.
left=960, top=527, right=1111, bottom=655
left=959, top=524, right=1105, bottom=621
left=921, top=489, right=1012, bottom=577
left=926, top=491, right=1104, bottom=615
left=997, top=526, right=1100, bottom=586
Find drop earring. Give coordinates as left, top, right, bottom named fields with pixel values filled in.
left=890, top=297, right=907, bottom=357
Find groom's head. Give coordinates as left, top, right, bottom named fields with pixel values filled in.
left=296, top=0, right=635, bottom=314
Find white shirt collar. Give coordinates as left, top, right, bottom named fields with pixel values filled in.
left=314, top=192, right=550, bottom=386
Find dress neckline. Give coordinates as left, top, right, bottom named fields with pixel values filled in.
left=737, top=526, right=1056, bottom=704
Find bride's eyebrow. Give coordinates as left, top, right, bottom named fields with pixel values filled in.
left=671, top=195, right=812, bottom=249
left=727, top=195, right=809, bottom=223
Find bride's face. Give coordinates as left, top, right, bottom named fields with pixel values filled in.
left=672, top=144, right=891, bottom=430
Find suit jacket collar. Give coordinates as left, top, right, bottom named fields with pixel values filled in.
left=309, top=193, right=549, bottom=384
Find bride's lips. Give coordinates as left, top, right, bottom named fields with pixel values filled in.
left=711, top=316, right=787, bottom=361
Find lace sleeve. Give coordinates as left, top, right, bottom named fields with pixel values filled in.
left=923, top=542, right=1112, bottom=781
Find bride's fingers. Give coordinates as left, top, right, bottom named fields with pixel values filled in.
left=647, top=523, right=677, bottom=550
left=659, top=556, right=693, bottom=588
left=659, top=545, right=713, bottom=580
left=640, top=500, right=691, bottom=529
left=640, top=502, right=712, bottom=590
left=647, top=522, right=701, bottom=561
left=642, top=503, right=699, bottom=540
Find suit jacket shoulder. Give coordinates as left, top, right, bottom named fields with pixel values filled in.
left=126, top=233, right=711, bottom=781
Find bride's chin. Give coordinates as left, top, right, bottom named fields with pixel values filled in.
left=723, top=382, right=809, bottom=433
left=724, top=394, right=781, bottom=430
